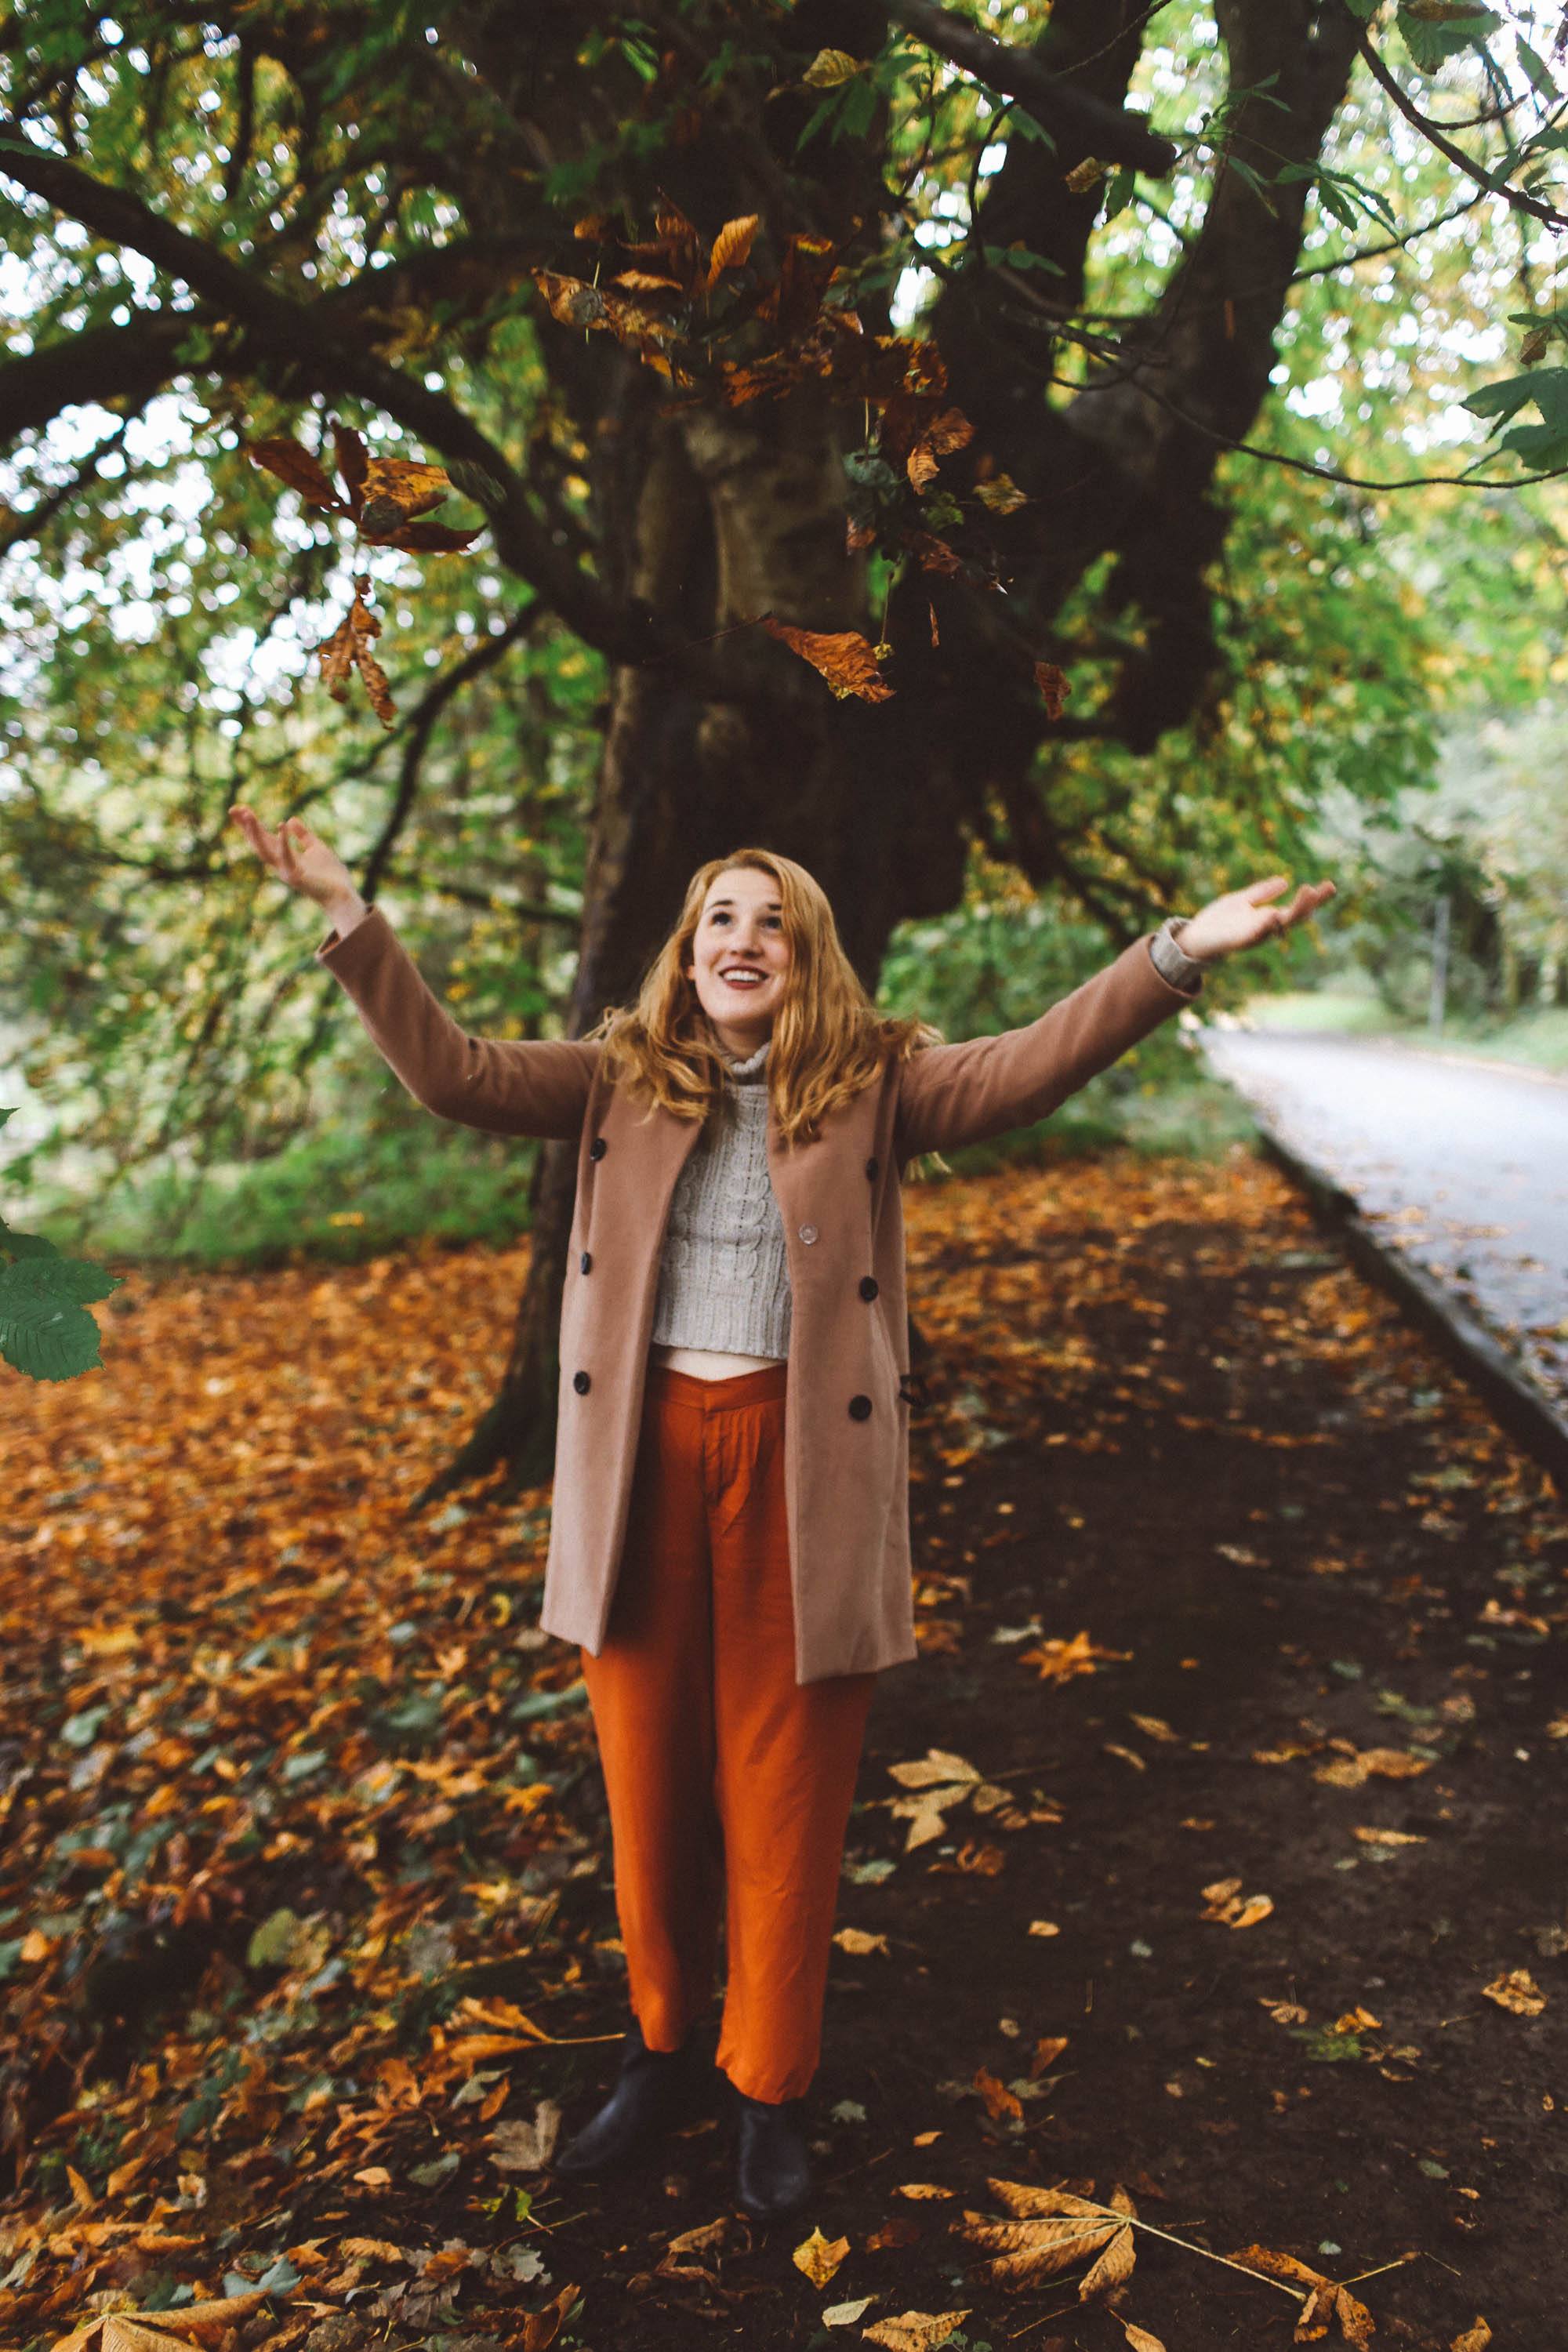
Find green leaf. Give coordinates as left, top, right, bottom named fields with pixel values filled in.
left=0, top=1295, right=104, bottom=1381
left=1515, top=38, right=1561, bottom=102
left=1396, top=6, right=1500, bottom=73
left=0, top=1254, right=121, bottom=1310
left=1102, top=166, right=1136, bottom=223
left=1463, top=365, right=1568, bottom=430
left=1499, top=419, right=1568, bottom=468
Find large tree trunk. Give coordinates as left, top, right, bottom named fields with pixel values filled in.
left=413, top=365, right=970, bottom=1503
left=411, top=0, right=1366, bottom=1509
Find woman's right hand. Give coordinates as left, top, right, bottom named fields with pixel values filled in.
left=229, top=804, right=365, bottom=920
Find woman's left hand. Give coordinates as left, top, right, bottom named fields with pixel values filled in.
left=1178, top=875, right=1337, bottom=964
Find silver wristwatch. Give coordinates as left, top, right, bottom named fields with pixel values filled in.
left=1149, top=915, right=1208, bottom=994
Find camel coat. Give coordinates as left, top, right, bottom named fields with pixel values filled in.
left=314, top=907, right=1195, bottom=1683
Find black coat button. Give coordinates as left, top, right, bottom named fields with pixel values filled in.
left=865, top=1156, right=879, bottom=1181
left=858, top=1275, right=879, bottom=1301
left=848, top=1393, right=872, bottom=1420
left=572, top=1370, right=591, bottom=1394
left=589, top=1135, right=607, bottom=1160
left=580, top=1251, right=592, bottom=1275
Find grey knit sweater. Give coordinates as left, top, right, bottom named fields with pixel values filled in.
left=649, top=1034, right=791, bottom=1361
left=645, top=927, right=1204, bottom=1364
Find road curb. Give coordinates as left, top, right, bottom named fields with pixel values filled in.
left=1255, top=1124, right=1568, bottom=1497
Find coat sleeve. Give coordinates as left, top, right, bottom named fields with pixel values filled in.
left=893, top=934, right=1197, bottom=1162
left=314, top=905, right=600, bottom=1142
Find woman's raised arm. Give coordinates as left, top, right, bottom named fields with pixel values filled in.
left=893, top=874, right=1334, bottom=1163
left=230, top=805, right=597, bottom=1142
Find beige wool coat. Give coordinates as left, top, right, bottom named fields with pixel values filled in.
left=315, top=907, right=1196, bottom=1684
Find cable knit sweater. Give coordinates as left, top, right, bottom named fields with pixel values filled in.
left=649, top=1034, right=792, bottom=1361
left=648, top=924, right=1205, bottom=1364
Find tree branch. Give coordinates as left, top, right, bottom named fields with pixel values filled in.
left=1356, top=34, right=1568, bottom=234
left=873, top=0, right=1177, bottom=175
left=0, top=121, right=750, bottom=694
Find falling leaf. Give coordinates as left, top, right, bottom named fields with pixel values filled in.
left=861, top=2312, right=972, bottom=2352
left=1481, top=1968, right=1545, bottom=2016
left=247, top=435, right=347, bottom=511
left=706, top=213, right=760, bottom=285
left=972, top=471, right=1027, bottom=514
left=760, top=615, right=895, bottom=701
left=793, top=2226, right=851, bottom=2286
left=802, top=48, right=869, bottom=86
left=1033, top=660, right=1069, bottom=718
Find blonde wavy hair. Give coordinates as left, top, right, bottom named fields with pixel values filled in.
left=588, top=848, right=945, bottom=1149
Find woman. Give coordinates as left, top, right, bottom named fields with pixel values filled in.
left=230, top=802, right=1333, bottom=2220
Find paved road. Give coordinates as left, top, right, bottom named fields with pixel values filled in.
left=1203, top=1028, right=1568, bottom=1410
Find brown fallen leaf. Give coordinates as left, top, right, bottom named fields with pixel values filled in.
left=489, top=2098, right=562, bottom=2171
left=1450, top=2321, right=1491, bottom=2351
left=1481, top=1968, right=1545, bottom=2016
left=833, top=1927, right=891, bottom=1956
left=50, top=2293, right=270, bottom=2352
left=895, top=2182, right=955, bottom=2200
left=521, top=2282, right=579, bottom=2352
left=1122, top=2326, right=1167, bottom=2352
left=974, top=2067, right=1024, bottom=2123
left=1314, top=1747, right=1432, bottom=1788
left=861, top=2314, right=972, bottom=2352
left=955, top=2181, right=1133, bottom=2292
left=1200, top=1879, right=1274, bottom=1929
left=1079, top=2187, right=1138, bottom=2300
left=1017, top=1629, right=1131, bottom=1685
left=1352, top=1828, right=1426, bottom=1846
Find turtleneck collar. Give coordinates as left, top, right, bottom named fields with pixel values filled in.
left=717, top=1033, right=771, bottom=1083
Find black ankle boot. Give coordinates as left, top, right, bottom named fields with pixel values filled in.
left=731, top=2085, right=812, bottom=2221
left=552, top=2018, right=713, bottom=2177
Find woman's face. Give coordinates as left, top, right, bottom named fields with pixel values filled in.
left=684, top=866, right=792, bottom=1051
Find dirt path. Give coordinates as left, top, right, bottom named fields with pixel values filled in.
left=2, top=1149, right=1563, bottom=2352
left=533, top=1151, right=1567, bottom=2350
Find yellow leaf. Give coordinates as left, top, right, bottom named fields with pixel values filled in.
left=793, top=2225, right=850, bottom=2287
left=1481, top=1968, right=1545, bottom=2016
left=833, top=1927, right=890, bottom=1956
left=895, top=2183, right=956, bottom=2200
left=1123, top=2326, right=1167, bottom=2352
left=1027, top=1919, right=1060, bottom=1937
left=1079, top=2220, right=1135, bottom=2299
left=860, top=2314, right=971, bottom=2352
left=802, top=46, right=868, bottom=85
left=1451, top=2321, right=1492, bottom=2350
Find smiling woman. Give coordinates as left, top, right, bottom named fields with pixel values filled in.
left=230, top=801, right=1330, bottom=2220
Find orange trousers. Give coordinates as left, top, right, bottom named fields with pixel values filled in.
left=579, top=1360, right=877, bottom=2103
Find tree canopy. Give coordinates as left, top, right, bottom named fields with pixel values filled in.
left=2, top=0, right=1566, bottom=1437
